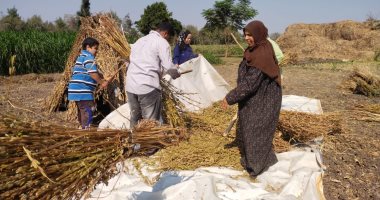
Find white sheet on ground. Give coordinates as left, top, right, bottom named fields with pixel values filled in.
left=96, top=63, right=326, bottom=199
left=281, top=95, right=323, bottom=114
left=88, top=149, right=324, bottom=200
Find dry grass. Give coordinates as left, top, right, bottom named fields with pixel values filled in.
left=347, top=67, right=380, bottom=97
left=146, top=102, right=298, bottom=170
left=277, top=20, right=380, bottom=63
left=278, top=111, right=343, bottom=143
left=351, top=103, right=380, bottom=122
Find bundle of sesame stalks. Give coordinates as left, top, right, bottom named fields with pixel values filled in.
left=277, top=110, right=343, bottom=142
left=348, top=67, right=380, bottom=97
left=46, top=13, right=130, bottom=121
left=161, top=79, right=188, bottom=128
left=0, top=115, right=184, bottom=200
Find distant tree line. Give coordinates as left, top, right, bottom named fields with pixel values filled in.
left=0, top=0, right=260, bottom=45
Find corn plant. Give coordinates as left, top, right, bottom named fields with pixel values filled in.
left=0, top=31, right=76, bottom=75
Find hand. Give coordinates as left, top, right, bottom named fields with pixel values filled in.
left=221, top=98, right=229, bottom=110
left=175, top=64, right=179, bottom=68
left=166, top=68, right=181, bottom=80
left=99, top=79, right=108, bottom=90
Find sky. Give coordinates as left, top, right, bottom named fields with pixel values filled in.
left=0, top=0, right=379, bottom=33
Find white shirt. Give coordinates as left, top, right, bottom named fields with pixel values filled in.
left=126, top=30, right=176, bottom=94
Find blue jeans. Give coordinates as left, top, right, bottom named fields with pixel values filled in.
left=127, top=89, right=163, bottom=129
left=75, top=100, right=95, bottom=129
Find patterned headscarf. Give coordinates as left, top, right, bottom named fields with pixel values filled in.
left=177, top=30, right=191, bottom=50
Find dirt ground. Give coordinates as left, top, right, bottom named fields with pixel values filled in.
left=0, top=58, right=379, bottom=199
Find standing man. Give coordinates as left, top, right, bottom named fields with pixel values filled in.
left=126, top=22, right=181, bottom=129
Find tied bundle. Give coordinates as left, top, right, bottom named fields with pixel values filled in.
left=0, top=115, right=184, bottom=199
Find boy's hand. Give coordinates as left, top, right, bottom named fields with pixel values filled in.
left=99, top=79, right=108, bottom=90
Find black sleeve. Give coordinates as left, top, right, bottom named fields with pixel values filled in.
left=225, top=67, right=264, bottom=105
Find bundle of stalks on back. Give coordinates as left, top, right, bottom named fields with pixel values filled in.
left=0, top=114, right=184, bottom=199
left=45, top=14, right=131, bottom=122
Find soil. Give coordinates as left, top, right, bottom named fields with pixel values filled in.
left=1, top=58, right=379, bottom=199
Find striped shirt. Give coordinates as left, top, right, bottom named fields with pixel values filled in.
left=68, top=50, right=98, bottom=101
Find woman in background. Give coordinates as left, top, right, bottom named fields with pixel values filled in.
left=173, top=30, right=198, bottom=67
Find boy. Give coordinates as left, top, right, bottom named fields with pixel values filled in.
left=68, top=37, right=108, bottom=129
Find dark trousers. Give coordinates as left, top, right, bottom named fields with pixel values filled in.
left=127, top=89, right=163, bottom=129
left=75, top=100, right=95, bottom=129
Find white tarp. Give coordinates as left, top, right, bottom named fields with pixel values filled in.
left=99, top=56, right=230, bottom=129
left=96, top=58, right=326, bottom=199
left=281, top=95, right=323, bottom=114
left=163, top=55, right=230, bottom=112
left=89, top=149, right=325, bottom=200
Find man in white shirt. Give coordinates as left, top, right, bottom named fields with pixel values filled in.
left=126, top=22, right=180, bottom=129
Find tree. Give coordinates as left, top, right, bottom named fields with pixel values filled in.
left=55, top=17, right=68, bottom=31
left=25, top=15, right=46, bottom=31
left=0, top=7, right=24, bottom=31
left=76, top=0, right=91, bottom=27
left=135, top=2, right=182, bottom=35
left=122, top=14, right=141, bottom=43
left=269, top=32, right=281, bottom=41
left=202, top=0, right=257, bottom=31
left=77, top=0, right=91, bottom=18
left=201, top=0, right=257, bottom=46
left=169, top=18, right=182, bottom=36
left=64, top=14, right=78, bottom=31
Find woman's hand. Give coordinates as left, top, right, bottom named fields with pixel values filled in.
left=221, top=98, right=229, bottom=110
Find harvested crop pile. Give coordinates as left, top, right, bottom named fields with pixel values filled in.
left=46, top=14, right=130, bottom=121
left=347, top=67, right=380, bottom=97
left=147, top=103, right=346, bottom=171
left=277, top=20, right=380, bottom=63
left=277, top=111, right=343, bottom=142
left=0, top=115, right=182, bottom=199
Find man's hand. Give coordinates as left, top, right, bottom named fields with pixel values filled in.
left=166, top=68, right=181, bottom=80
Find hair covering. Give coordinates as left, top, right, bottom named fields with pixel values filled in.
left=243, top=20, right=281, bottom=85
left=177, top=30, right=191, bottom=50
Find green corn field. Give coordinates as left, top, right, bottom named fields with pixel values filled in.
left=0, top=31, right=76, bottom=75
left=192, top=44, right=245, bottom=58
